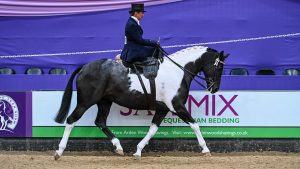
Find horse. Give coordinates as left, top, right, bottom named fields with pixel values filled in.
left=53, top=46, right=229, bottom=160
left=0, top=101, right=13, bottom=130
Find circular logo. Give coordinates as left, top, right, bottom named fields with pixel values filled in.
left=0, top=95, right=19, bottom=133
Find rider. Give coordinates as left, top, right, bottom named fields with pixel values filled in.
left=120, top=3, right=160, bottom=65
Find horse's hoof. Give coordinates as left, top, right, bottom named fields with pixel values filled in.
left=115, top=149, right=124, bottom=156
left=54, top=152, right=61, bottom=160
left=133, top=153, right=141, bottom=160
left=201, top=147, right=210, bottom=154
left=203, top=152, right=211, bottom=157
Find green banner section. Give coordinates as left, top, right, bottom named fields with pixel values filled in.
left=32, top=126, right=300, bottom=138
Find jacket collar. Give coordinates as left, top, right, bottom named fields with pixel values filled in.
left=130, top=16, right=140, bottom=25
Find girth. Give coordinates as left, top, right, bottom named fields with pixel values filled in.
left=123, top=59, right=158, bottom=110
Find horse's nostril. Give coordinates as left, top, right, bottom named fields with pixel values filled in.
left=211, top=88, right=219, bottom=94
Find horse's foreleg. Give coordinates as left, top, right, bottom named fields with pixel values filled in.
left=172, top=100, right=210, bottom=155
left=133, top=106, right=169, bottom=160
left=189, top=122, right=210, bottom=154
left=178, top=114, right=210, bottom=154
left=95, top=101, right=124, bottom=155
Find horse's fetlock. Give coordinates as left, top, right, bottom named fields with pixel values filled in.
left=137, top=144, right=143, bottom=150
left=111, top=138, right=120, bottom=146
left=58, top=145, right=66, bottom=150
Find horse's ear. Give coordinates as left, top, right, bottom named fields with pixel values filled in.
left=220, top=51, right=224, bottom=56
left=220, top=52, right=229, bottom=61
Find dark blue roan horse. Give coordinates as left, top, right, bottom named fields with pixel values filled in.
left=54, top=46, right=228, bottom=160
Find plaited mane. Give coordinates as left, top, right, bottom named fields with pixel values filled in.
left=163, top=46, right=208, bottom=67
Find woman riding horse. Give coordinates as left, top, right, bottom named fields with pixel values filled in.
left=121, top=3, right=160, bottom=65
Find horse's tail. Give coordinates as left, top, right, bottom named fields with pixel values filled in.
left=54, top=67, right=82, bottom=124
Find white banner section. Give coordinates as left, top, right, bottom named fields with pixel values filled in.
left=32, top=91, right=300, bottom=127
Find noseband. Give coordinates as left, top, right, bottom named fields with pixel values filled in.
left=206, top=57, right=225, bottom=91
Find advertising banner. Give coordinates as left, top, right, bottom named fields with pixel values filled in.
left=32, top=91, right=300, bottom=138
left=0, top=92, right=32, bottom=137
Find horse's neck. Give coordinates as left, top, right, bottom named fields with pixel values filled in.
left=162, top=46, right=207, bottom=72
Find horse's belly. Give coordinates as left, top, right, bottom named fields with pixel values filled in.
left=128, top=73, right=182, bottom=103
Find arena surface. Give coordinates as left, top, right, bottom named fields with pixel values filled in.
left=0, top=151, right=299, bottom=169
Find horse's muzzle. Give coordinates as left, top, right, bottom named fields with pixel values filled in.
left=210, top=87, right=219, bottom=94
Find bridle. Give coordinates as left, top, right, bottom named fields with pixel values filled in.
left=206, top=57, right=225, bottom=91
left=157, top=46, right=225, bottom=91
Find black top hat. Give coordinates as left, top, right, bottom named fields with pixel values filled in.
left=129, top=3, right=146, bottom=13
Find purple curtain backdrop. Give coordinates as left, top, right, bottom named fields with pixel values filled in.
left=0, top=0, right=299, bottom=75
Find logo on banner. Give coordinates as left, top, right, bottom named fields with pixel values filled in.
left=0, top=95, right=19, bottom=133
left=117, top=94, right=239, bottom=125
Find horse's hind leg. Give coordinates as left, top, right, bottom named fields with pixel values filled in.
left=95, top=100, right=124, bottom=155
left=133, top=102, right=169, bottom=160
left=171, top=99, right=210, bottom=155
left=54, top=104, right=90, bottom=160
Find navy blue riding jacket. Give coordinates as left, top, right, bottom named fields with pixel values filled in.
left=121, top=17, right=157, bottom=63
